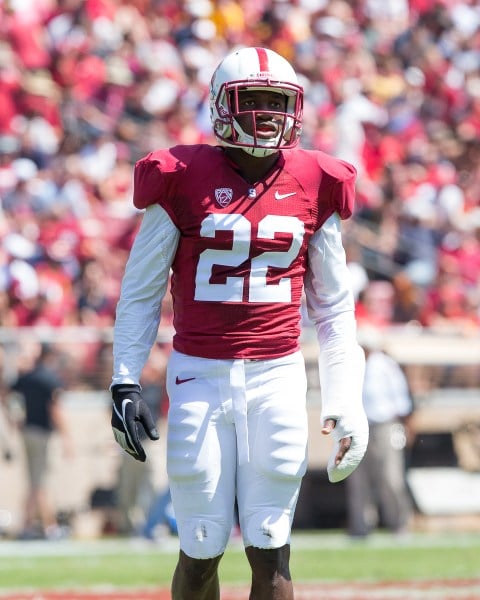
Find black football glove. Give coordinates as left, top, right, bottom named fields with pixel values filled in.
left=111, top=384, right=159, bottom=462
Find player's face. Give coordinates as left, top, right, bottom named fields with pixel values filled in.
left=233, top=90, right=287, bottom=141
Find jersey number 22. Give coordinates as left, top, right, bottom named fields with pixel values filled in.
left=194, top=213, right=305, bottom=303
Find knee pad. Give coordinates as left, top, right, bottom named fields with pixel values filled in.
left=244, top=509, right=291, bottom=549
left=178, top=518, right=230, bottom=559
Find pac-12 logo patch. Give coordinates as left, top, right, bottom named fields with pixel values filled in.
left=215, top=188, right=233, bottom=208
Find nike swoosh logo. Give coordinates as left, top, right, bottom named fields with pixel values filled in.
left=119, top=399, right=135, bottom=449
left=118, top=398, right=133, bottom=422
left=175, top=376, right=196, bottom=385
left=112, top=398, right=132, bottom=424
left=275, top=191, right=296, bottom=200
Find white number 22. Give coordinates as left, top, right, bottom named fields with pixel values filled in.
left=194, top=213, right=304, bottom=303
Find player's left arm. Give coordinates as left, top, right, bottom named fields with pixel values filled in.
left=305, top=212, right=368, bottom=482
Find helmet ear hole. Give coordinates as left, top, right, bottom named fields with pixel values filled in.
left=209, top=47, right=303, bottom=156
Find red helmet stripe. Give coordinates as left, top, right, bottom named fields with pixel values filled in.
left=255, top=47, right=269, bottom=72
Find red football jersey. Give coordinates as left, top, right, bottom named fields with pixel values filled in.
left=133, top=145, right=356, bottom=359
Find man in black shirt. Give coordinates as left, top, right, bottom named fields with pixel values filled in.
left=10, top=342, right=71, bottom=539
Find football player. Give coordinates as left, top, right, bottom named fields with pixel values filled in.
left=111, top=47, right=368, bottom=599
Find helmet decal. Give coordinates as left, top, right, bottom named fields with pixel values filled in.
left=255, top=47, right=270, bottom=73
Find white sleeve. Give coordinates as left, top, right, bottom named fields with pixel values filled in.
left=111, top=204, right=180, bottom=387
left=305, top=213, right=368, bottom=482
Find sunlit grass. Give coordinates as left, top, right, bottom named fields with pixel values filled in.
left=0, top=531, right=479, bottom=591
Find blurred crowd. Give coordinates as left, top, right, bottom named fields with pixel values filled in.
left=1, top=0, right=480, bottom=372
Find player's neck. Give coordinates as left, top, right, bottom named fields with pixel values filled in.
left=222, top=147, right=281, bottom=184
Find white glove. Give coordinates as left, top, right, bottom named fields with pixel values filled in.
left=322, top=410, right=369, bottom=483
left=319, top=342, right=369, bottom=483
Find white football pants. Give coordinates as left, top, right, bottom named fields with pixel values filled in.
left=165, top=349, right=308, bottom=559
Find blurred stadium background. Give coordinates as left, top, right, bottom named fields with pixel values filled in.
left=1, top=0, right=480, bottom=541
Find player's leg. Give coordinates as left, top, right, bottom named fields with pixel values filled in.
left=238, top=352, right=308, bottom=599
left=171, top=550, right=223, bottom=600
left=245, top=544, right=293, bottom=600
left=166, top=351, right=237, bottom=599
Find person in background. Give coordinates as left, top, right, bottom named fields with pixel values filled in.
left=0, top=407, right=13, bottom=463
left=9, top=342, right=73, bottom=540
left=346, top=327, right=414, bottom=538
left=110, top=47, right=368, bottom=599
left=0, top=345, right=13, bottom=462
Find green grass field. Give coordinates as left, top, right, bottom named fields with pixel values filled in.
left=0, top=531, right=479, bottom=591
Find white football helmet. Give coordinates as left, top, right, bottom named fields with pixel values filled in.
left=209, top=47, right=303, bottom=157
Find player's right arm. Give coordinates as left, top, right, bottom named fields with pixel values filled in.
left=111, top=204, right=179, bottom=461
left=112, top=204, right=179, bottom=387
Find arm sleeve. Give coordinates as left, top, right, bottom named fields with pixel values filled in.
left=305, top=212, right=364, bottom=416
left=111, top=204, right=180, bottom=387
left=305, top=213, right=368, bottom=482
